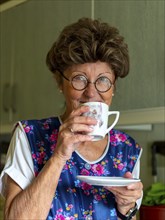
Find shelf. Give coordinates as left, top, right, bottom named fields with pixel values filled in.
left=117, top=106, right=165, bottom=125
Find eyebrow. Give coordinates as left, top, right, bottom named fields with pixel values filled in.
left=71, top=71, right=113, bottom=77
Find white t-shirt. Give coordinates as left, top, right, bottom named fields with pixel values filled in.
left=0, top=123, right=35, bottom=196
left=0, top=122, right=141, bottom=204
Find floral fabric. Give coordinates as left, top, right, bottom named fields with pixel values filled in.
left=21, top=117, right=141, bottom=220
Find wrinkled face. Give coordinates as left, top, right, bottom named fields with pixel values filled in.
left=60, top=61, right=115, bottom=118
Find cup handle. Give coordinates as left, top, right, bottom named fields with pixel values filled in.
left=106, top=111, right=120, bottom=134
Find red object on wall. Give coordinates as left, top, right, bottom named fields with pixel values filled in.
left=140, top=205, right=165, bottom=220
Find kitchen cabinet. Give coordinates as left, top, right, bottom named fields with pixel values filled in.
left=0, top=0, right=91, bottom=131
left=1, top=0, right=164, bottom=134
left=95, top=0, right=164, bottom=111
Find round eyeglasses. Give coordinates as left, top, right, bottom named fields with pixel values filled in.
left=59, top=72, right=113, bottom=93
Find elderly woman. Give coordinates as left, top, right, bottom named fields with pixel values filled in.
left=0, top=18, right=143, bottom=220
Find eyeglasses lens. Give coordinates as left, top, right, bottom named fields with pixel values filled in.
left=72, top=75, right=87, bottom=90
left=96, top=77, right=111, bottom=92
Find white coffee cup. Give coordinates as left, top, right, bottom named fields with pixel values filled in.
left=82, top=102, right=120, bottom=141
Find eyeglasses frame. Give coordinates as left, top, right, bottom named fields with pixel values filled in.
left=58, top=70, right=114, bottom=93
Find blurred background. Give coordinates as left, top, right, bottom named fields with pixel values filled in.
left=0, top=0, right=164, bottom=219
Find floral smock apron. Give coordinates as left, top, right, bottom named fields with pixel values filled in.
left=21, top=117, right=142, bottom=220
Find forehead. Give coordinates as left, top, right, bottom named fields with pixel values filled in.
left=64, top=61, right=113, bottom=76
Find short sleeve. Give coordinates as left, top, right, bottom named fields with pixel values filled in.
left=132, top=148, right=143, bottom=209
left=132, top=148, right=143, bottom=178
left=0, top=123, right=35, bottom=197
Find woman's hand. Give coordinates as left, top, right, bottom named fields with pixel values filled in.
left=53, top=105, right=97, bottom=163
left=105, top=172, right=143, bottom=215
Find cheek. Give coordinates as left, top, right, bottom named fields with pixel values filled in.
left=102, top=90, right=114, bottom=106
left=106, top=98, right=113, bottom=106
left=62, top=86, right=82, bottom=107
left=64, top=88, right=81, bottom=100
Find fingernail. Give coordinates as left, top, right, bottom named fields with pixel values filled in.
left=88, top=135, right=94, bottom=140
left=89, top=126, right=94, bottom=131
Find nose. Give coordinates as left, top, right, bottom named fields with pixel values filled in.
left=83, top=82, right=98, bottom=98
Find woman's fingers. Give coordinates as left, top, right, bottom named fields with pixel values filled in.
left=54, top=105, right=98, bottom=160
left=107, top=183, right=142, bottom=199
left=60, top=106, right=97, bottom=135
left=105, top=180, right=143, bottom=207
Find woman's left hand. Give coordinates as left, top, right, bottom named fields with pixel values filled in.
left=105, top=172, right=143, bottom=215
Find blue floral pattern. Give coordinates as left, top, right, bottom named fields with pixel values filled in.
left=21, top=117, right=142, bottom=220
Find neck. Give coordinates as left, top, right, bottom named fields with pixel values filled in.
left=76, top=135, right=108, bottom=162
left=60, top=111, right=69, bottom=122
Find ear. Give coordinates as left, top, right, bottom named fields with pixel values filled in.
left=53, top=71, right=63, bottom=91
left=59, top=89, right=63, bottom=93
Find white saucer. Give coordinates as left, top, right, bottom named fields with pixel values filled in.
left=77, top=176, right=140, bottom=186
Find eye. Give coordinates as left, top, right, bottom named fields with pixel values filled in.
left=71, top=75, right=88, bottom=90
left=72, top=75, right=87, bottom=82
left=97, top=76, right=111, bottom=84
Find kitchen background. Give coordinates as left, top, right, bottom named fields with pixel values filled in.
left=0, top=0, right=164, bottom=219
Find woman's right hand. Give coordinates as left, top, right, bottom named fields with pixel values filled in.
left=52, top=105, right=97, bottom=163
